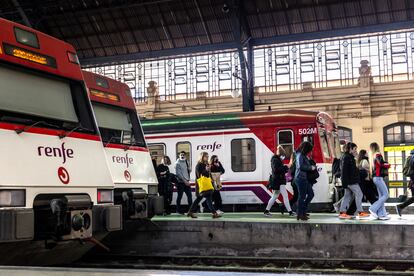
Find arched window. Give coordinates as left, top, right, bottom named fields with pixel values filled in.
left=338, top=126, right=352, bottom=142
left=383, top=122, right=414, bottom=200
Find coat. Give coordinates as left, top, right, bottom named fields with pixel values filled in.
left=340, top=152, right=360, bottom=188
left=271, top=155, right=288, bottom=186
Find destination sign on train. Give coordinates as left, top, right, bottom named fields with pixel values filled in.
left=3, top=43, right=57, bottom=68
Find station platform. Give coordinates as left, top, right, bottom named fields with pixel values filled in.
left=84, top=212, right=414, bottom=263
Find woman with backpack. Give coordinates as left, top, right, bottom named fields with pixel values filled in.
left=369, top=142, right=390, bottom=220
left=295, top=141, right=317, bottom=221
left=264, top=146, right=295, bottom=217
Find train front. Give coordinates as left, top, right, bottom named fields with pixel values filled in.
left=0, top=18, right=121, bottom=247
left=83, top=70, right=162, bottom=220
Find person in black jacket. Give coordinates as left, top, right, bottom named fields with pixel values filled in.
left=156, top=156, right=174, bottom=215
left=187, top=152, right=221, bottom=219
left=202, top=155, right=225, bottom=214
left=264, top=146, right=295, bottom=217
left=338, top=143, right=370, bottom=219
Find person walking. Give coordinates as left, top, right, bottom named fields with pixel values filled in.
left=202, top=155, right=225, bottom=214
left=187, top=152, right=221, bottom=219
left=369, top=142, right=390, bottom=220
left=264, top=146, right=295, bottom=217
left=288, top=153, right=299, bottom=212
left=156, top=156, right=174, bottom=215
left=175, top=151, right=193, bottom=214
left=295, top=141, right=317, bottom=221
left=396, top=150, right=414, bottom=216
left=338, top=143, right=370, bottom=219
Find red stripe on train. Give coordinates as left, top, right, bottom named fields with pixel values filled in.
left=105, top=143, right=149, bottom=152
left=0, top=122, right=101, bottom=141
left=146, top=130, right=251, bottom=139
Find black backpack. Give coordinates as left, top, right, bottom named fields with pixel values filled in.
left=332, top=157, right=341, bottom=178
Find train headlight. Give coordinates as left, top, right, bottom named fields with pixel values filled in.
left=97, top=189, right=113, bottom=203
left=0, top=189, right=25, bottom=207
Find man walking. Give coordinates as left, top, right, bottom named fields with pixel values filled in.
left=396, top=150, right=414, bottom=216
left=175, top=151, right=193, bottom=214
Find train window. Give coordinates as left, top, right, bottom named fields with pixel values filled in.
left=176, top=142, right=192, bottom=168
left=332, top=132, right=342, bottom=158
left=231, top=138, right=256, bottom=172
left=318, top=128, right=331, bottom=158
left=148, top=144, right=166, bottom=166
left=0, top=65, right=78, bottom=123
left=277, top=130, right=294, bottom=159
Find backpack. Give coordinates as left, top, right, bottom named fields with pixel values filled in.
left=332, top=157, right=341, bottom=178
left=403, top=156, right=414, bottom=177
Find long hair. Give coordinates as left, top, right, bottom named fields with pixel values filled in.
left=276, top=145, right=286, bottom=157
left=369, top=142, right=381, bottom=176
left=357, top=149, right=367, bottom=167
left=162, top=155, right=171, bottom=165
left=297, top=141, right=313, bottom=155
left=209, top=155, right=218, bottom=165
left=198, top=151, right=209, bottom=164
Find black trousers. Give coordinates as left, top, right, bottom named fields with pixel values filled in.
left=202, top=190, right=222, bottom=211
left=190, top=191, right=215, bottom=214
left=399, top=188, right=414, bottom=209
left=176, top=184, right=193, bottom=213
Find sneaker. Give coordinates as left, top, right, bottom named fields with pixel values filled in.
left=338, top=212, right=352, bottom=219
left=333, top=204, right=339, bottom=213
left=356, top=212, right=370, bottom=219
left=288, top=211, right=296, bottom=216
left=216, top=209, right=224, bottom=215
left=378, top=215, right=391, bottom=221
left=369, top=209, right=378, bottom=219
left=212, top=212, right=222, bottom=219
left=187, top=212, right=197, bottom=219
left=396, top=205, right=402, bottom=217
left=264, top=210, right=272, bottom=217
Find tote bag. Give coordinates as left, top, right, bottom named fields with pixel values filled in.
left=197, top=176, right=214, bottom=193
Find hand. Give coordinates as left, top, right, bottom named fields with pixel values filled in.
left=311, top=165, right=316, bottom=171
left=185, top=180, right=191, bottom=186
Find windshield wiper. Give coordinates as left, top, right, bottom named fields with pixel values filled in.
left=3, top=118, right=61, bottom=134
left=59, top=124, right=90, bottom=139
left=104, top=136, right=121, bottom=147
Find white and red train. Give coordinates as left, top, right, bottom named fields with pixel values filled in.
left=142, top=110, right=341, bottom=211
left=82, top=70, right=162, bottom=219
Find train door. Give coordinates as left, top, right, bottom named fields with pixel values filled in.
left=275, top=128, right=294, bottom=161
left=148, top=143, right=166, bottom=166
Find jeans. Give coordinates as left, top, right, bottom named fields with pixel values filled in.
left=265, top=185, right=292, bottom=212
left=190, top=191, right=215, bottom=214
left=398, top=188, right=414, bottom=209
left=296, top=178, right=314, bottom=217
left=176, top=184, right=193, bottom=213
left=370, top=177, right=388, bottom=217
left=203, top=190, right=223, bottom=211
left=340, top=183, right=363, bottom=214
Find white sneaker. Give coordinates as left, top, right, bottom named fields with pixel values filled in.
left=378, top=216, right=391, bottom=220
left=369, top=209, right=378, bottom=219
left=200, top=206, right=204, bottom=213
left=263, top=211, right=272, bottom=217
left=216, top=210, right=224, bottom=215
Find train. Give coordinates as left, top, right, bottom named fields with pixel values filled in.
left=142, top=110, right=341, bottom=211
left=82, top=70, right=163, bottom=219
left=0, top=18, right=121, bottom=264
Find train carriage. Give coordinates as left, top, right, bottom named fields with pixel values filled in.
left=142, top=110, right=341, bottom=211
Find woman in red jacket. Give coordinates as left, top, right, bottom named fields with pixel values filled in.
left=369, top=142, right=390, bottom=220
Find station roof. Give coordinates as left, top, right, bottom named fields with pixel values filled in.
left=1, top=0, right=414, bottom=66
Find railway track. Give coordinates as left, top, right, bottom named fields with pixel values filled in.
left=75, top=254, right=414, bottom=275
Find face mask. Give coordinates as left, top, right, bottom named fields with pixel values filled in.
left=180, top=155, right=185, bottom=160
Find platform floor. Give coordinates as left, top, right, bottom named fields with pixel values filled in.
left=0, top=267, right=343, bottom=276
left=153, top=212, right=414, bottom=225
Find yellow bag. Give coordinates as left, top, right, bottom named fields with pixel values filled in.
left=197, top=176, right=214, bottom=193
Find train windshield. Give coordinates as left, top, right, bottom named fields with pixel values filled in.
left=93, top=103, right=146, bottom=147
left=318, top=128, right=331, bottom=158
left=0, top=65, right=95, bottom=132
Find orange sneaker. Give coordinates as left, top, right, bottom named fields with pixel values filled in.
left=356, top=212, right=370, bottom=219
left=338, top=212, right=352, bottom=219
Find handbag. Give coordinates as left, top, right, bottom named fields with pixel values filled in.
left=197, top=176, right=214, bottom=193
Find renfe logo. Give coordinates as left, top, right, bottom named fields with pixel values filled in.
left=38, top=143, right=74, bottom=164
left=196, top=141, right=222, bottom=152
left=112, top=153, right=134, bottom=168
